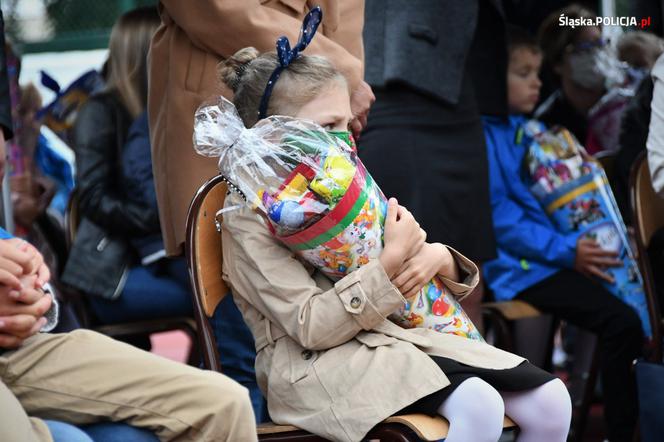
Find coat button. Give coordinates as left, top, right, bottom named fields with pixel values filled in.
left=301, top=350, right=313, bottom=360
left=350, top=296, right=361, bottom=309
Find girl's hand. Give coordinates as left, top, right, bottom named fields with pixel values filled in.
left=437, top=245, right=460, bottom=282
left=380, top=198, right=426, bottom=278
left=392, top=243, right=460, bottom=299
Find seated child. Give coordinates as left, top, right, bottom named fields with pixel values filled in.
left=209, top=11, right=572, bottom=442
left=482, top=26, right=643, bottom=442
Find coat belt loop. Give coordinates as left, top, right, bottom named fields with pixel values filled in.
left=265, top=320, right=275, bottom=346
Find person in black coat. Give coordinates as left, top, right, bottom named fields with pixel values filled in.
left=359, top=0, right=504, bottom=265
left=62, top=8, right=192, bottom=323
left=67, top=93, right=193, bottom=324
left=359, top=0, right=507, bottom=326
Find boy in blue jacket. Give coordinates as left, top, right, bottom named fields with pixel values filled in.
left=482, top=26, right=642, bottom=442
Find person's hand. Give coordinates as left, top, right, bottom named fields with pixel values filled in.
left=0, top=239, right=39, bottom=290
left=391, top=243, right=452, bottom=299
left=1, top=274, right=51, bottom=314
left=0, top=275, right=51, bottom=349
left=0, top=316, right=46, bottom=349
left=4, top=238, right=50, bottom=286
left=380, top=198, right=426, bottom=278
left=574, top=237, right=622, bottom=284
left=349, top=81, right=375, bottom=139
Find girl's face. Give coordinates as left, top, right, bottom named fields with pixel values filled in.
left=294, top=80, right=353, bottom=131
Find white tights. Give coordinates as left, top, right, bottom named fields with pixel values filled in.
left=436, top=377, right=572, bottom=442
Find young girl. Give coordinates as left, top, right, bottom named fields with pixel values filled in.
left=216, top=45, right=572, bottom=442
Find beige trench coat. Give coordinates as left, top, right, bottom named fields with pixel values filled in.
left=148, top=0, right=365, bottom=255
left=221, top=194, right=525, bottom=442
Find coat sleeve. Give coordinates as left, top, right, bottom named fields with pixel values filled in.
left=438, top=246, right=480, bottom=301
left=486, top=128, right=578, bottom=268
left=73, top=99, right=160, bottom=236
left=222, top=207, right=405, bottom=351
left=160, top=0, right=363, bottom=90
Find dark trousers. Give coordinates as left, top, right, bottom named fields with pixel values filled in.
left=518, top=269, right=644, bottom=442
left=358, top=85, right=497, bottom=263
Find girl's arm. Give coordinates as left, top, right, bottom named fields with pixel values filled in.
left=222, top=206, right=406, bottom=352
left=390, top=242, right=480, bottom=301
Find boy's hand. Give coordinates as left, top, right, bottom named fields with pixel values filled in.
left=391, top=243, right=458, bottom=299
left=574, top=238, right=622, bottom=284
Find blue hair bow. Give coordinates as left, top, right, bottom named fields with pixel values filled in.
left=257, top=6, right=323, bottom=120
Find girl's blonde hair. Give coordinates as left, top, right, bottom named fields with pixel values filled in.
left=106, top=6, right=160, bottom=118
left=219, top=47, right=347, bottom=127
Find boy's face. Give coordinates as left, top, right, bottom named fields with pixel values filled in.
left=508, top=47, right=543, bottom=114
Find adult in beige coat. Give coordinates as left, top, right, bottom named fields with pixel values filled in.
left=149, top=0, right=371, bottom=256
left=221, top=192, right=547, bottom=442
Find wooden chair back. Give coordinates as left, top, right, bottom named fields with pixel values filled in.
left=185, top=174, right=231, bottom=371
left=630, top=153, right=664, bottom=361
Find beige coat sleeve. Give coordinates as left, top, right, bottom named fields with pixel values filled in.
left=222, top=208, right=406, bottom=351
left=160, top=0, right=363, bottom=90
left=438, top=247, right=480, bottom=301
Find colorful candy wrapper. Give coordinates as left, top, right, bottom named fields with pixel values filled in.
left=524, top=121, right=651, bottom=338
left=193, top=96, right=483, bottom=341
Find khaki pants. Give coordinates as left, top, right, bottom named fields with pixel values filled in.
left=0, top=330, right=257, bottom=442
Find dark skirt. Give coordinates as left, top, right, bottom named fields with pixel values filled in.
left=398, top=356, right=556, bottom=416
left=358, top=82, right=497, bottom=262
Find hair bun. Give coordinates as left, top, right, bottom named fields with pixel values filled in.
left=220, top=47, right=260, bottom=93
